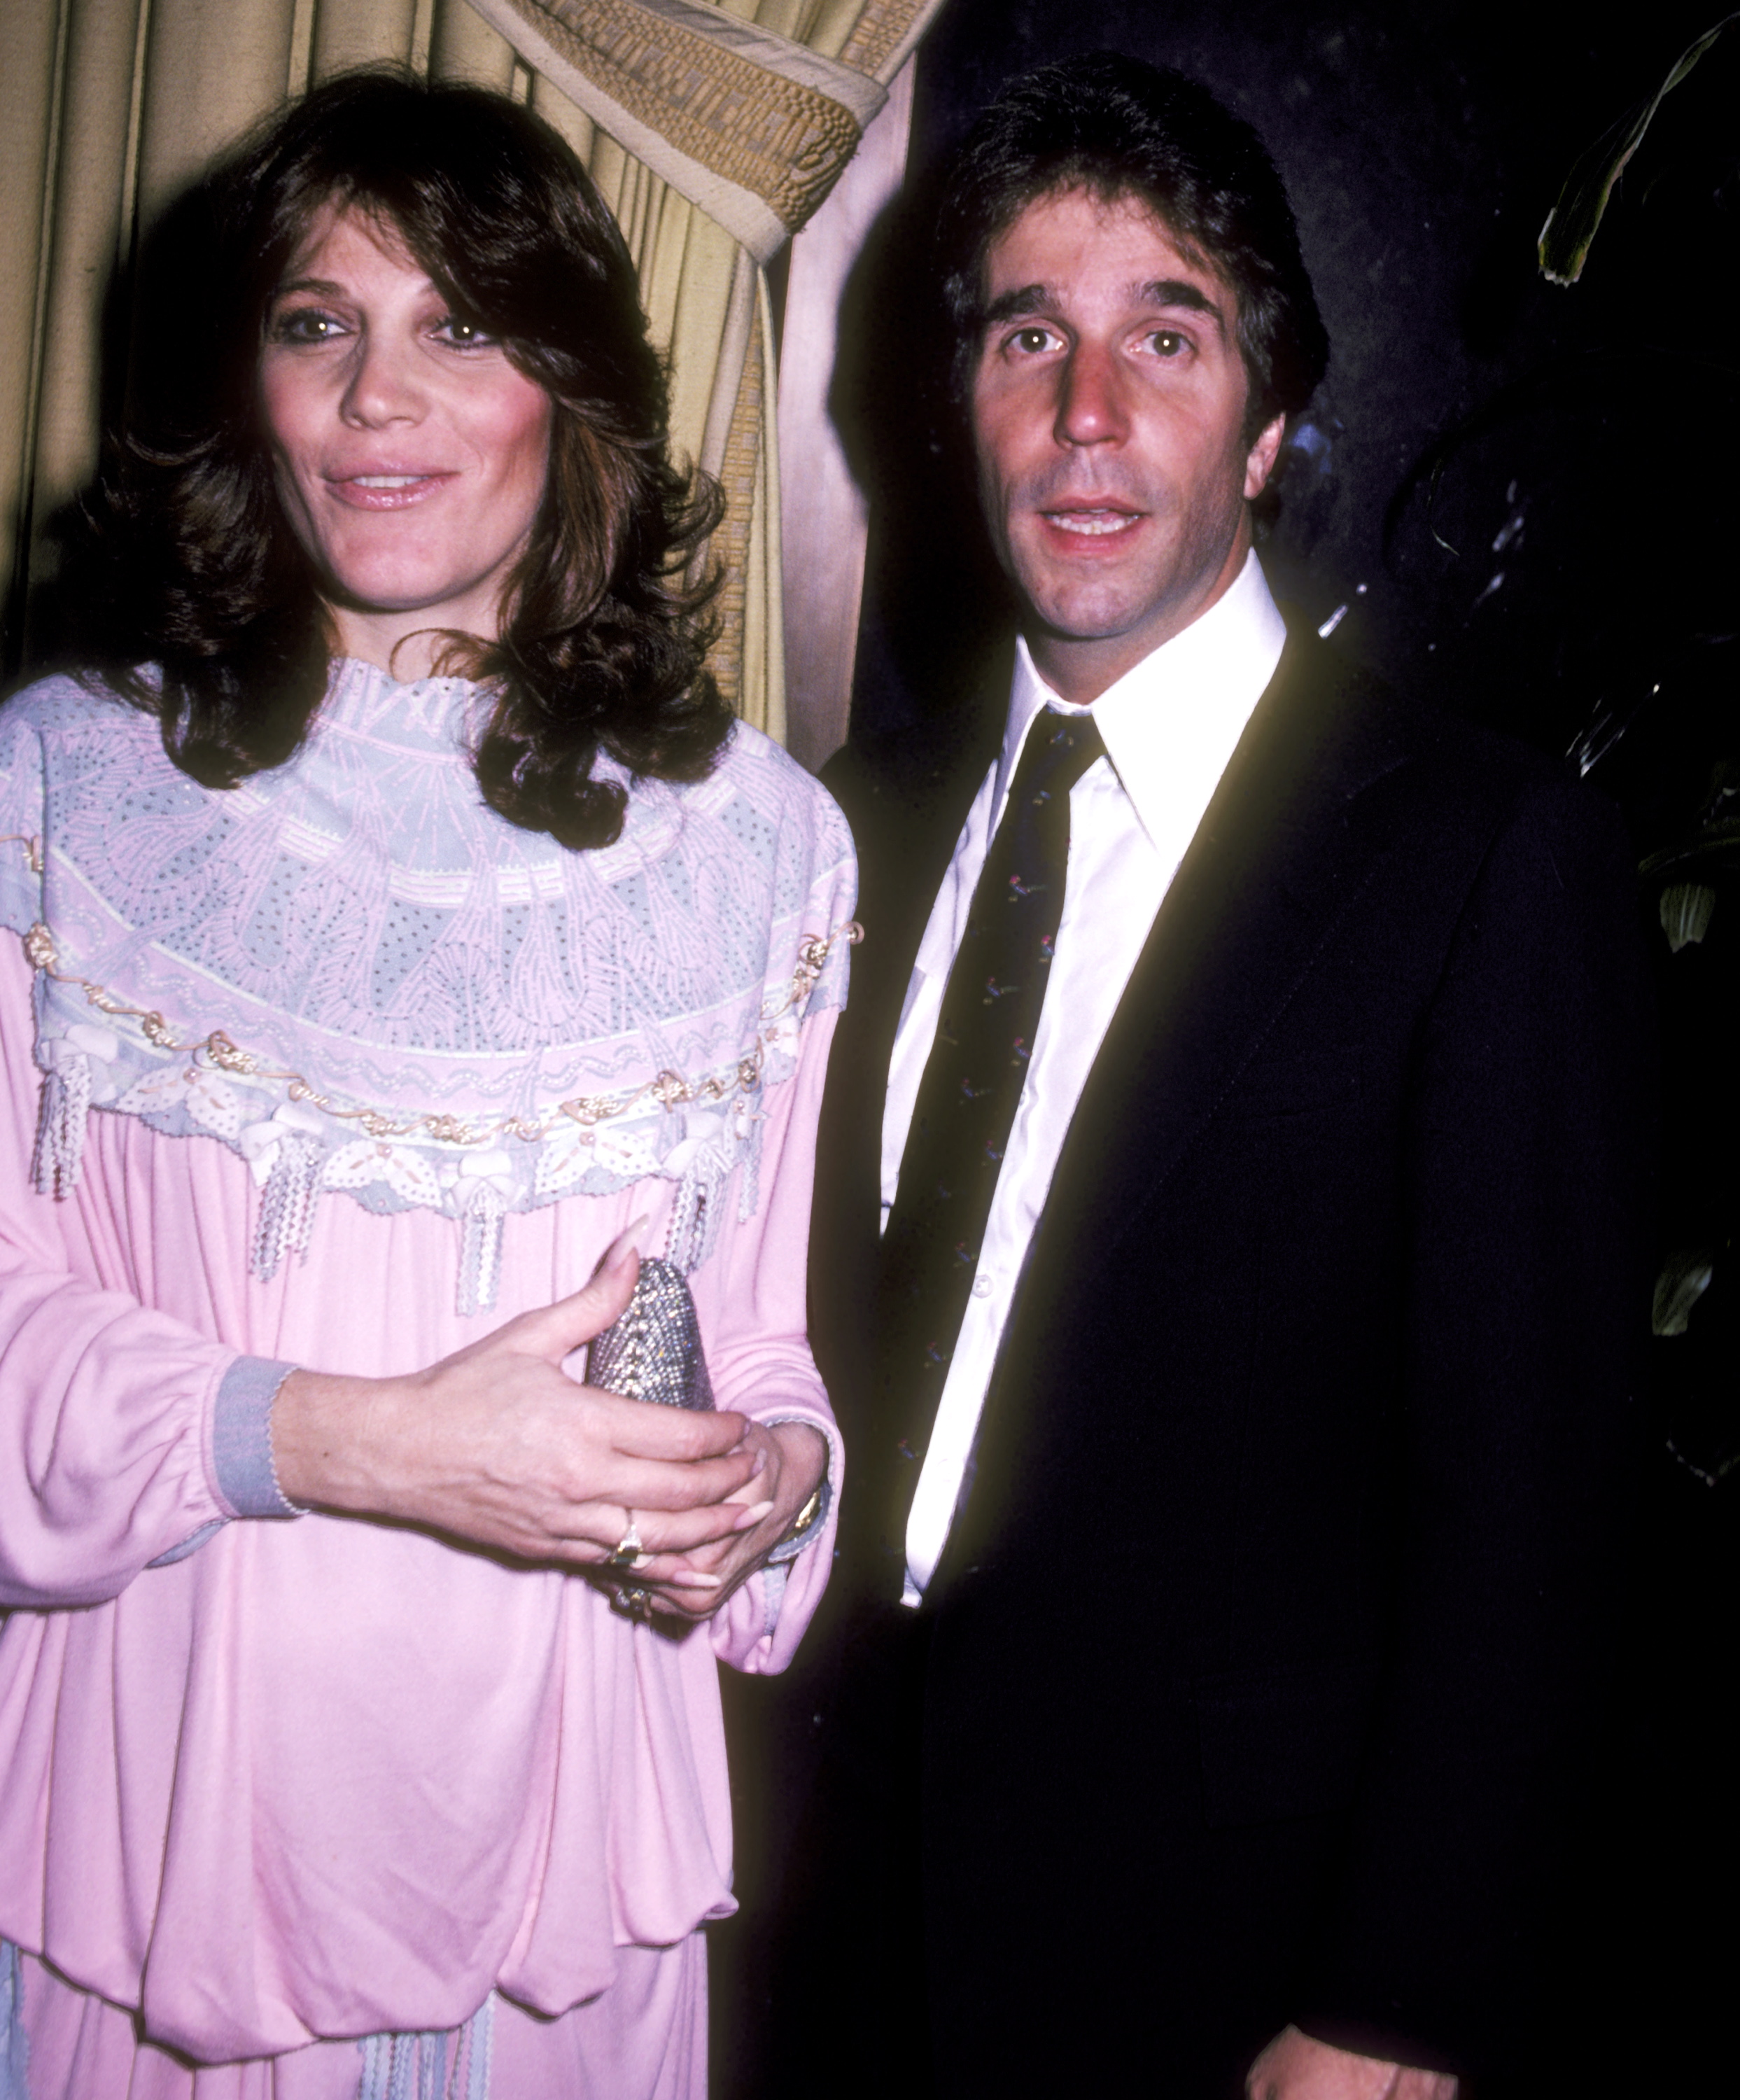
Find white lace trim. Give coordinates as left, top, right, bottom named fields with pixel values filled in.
left=0, top=666, right=857, bottom=1312
left=15, top=912, right=857, bottom=1304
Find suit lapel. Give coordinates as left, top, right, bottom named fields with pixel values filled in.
left=1029, top=635, right=1417, bottom=1278
left=812, top=668, right=1004, bottom=1558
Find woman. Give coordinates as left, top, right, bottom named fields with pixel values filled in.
left=0, top=69, right=850, bottom=2099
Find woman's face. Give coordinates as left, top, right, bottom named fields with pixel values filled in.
left=259, top=204, right=553, bottom=672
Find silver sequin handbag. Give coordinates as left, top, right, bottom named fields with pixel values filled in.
left=587, top=1257, right=715, bottom=1412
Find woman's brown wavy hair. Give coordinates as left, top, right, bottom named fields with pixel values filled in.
left=94, top=67, right=731, bottom=850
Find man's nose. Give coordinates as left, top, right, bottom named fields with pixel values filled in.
left=341, top=333, right=426, bottom=428
left=1053, top=341, right=1128, bottom=447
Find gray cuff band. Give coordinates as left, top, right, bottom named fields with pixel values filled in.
left=762, top=1416, right=836, bottom=1565
left=213, top=1356, right=303, bottom=1518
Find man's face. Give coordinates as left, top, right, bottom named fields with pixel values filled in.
left=969, top=186, right=1285, bottom=704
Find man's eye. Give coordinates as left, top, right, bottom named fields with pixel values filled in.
left=1146, top=329, right=1187, bottom=356
left=1009, top=326, right=1058, bottom=355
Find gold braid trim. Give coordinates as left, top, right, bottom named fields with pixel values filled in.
left=839, top=0, right=946, bottom=83
left=505, top=0, right=862, bottom=235
left=17, top=915, right=862, bottom=1151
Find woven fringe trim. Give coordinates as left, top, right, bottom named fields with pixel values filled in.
left=31, top=1054, right=90, bottom=1198
left=251, top=1133, right=323, bottom=1284
left=0, top=1943, right=496, bottom=2100
left=0, top=1941, right=29, bottom=2100
left=457, top=1184, right=507, bottom=1318
left=357, top=1993, right=494, bottom=2100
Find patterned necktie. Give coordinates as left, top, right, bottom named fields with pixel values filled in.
left=876, top=708, right=1106, bottom=1556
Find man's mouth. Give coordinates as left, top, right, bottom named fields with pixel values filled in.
left=1040, top=506, right=1142, bottom=538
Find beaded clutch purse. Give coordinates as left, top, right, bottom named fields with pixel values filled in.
left=587, top=1257, right=715, bottom=1412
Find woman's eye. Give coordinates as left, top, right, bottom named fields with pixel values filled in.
left=438, top=316, right=498, bottom=347
left=271, top=308, right=344, bottom=344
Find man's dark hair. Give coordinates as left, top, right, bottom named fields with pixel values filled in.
left=935, top=51, right=1329, bottom=442
left=94, top=67, right=729, bottom=850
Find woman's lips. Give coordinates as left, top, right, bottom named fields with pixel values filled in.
left=325, top=472, right=454, bottom=510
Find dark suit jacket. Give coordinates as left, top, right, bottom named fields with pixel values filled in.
left=801, top=629, right=1655, bottom=2096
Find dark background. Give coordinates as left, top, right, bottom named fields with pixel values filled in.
left=720, top=4, right=1740, bottom=2091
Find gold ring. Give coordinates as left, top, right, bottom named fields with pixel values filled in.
left=603, top=1515, right=643, bottom=1571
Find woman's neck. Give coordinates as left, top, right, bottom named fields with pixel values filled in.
left=327, top=606, right=493, bottom=683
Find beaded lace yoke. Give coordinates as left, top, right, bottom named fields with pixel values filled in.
left=0, top=664, right=855, bottom=1313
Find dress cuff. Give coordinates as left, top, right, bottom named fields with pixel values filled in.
left=213, top=1355, right=304, bottom=1518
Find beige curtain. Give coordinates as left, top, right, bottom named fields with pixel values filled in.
left=0, top=0, right=943, bottom=741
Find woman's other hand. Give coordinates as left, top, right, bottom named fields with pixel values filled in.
left=269, top=1236, right=770, bottom=1599
left=637, top=1416, right=830, bottom=1622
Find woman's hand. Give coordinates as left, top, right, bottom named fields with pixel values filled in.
left=270, top=1238, right=771, bottom=1598
left=634, top=1417, right=831, bottom=1622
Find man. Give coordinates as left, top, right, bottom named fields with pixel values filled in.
left=797, top=51, right=1652, bottom=2100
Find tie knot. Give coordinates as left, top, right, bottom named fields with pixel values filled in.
left=1013, top=710, right=1106, bottom=806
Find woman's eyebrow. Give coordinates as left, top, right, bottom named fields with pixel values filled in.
left=271, top=275, right=345, bottom=300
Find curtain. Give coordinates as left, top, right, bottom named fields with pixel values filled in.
left=0, top=0, right=943, bottom=742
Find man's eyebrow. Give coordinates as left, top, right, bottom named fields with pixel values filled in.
left=981, top=283, right=1053, bottom=328
left=980, top=277, right=1228, bottom=333
left=1138, top=278, right=1226, bottom=332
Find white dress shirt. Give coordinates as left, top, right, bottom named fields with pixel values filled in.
left=880, top=549, right=1288, bottom=1605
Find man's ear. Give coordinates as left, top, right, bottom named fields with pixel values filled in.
left=1243, top=412, right=1287, bottom=500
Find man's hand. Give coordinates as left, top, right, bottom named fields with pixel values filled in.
left=271, top=1239, right=770, bottom=1599
left=1247, top=2026, right=1459, bottom=2100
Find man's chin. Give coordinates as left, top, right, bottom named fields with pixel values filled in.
left=1022, top=587, right=1167, bottom=650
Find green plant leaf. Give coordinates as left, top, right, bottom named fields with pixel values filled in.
left=1659, top=879, right=1718, bottom=950
left=1654, top=1248, right=1717, bottom=1336
left=1538, top=12, right=1739, bottom=285
left=1640, top=815, right=1740, bottom=878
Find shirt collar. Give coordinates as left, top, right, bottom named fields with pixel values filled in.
left=999, top=547, right=1288, bottom=854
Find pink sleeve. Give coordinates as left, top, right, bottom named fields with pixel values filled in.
left=0, top=934, right=252, bottom=1607
left=699, top=1003, right=846, bottom=1676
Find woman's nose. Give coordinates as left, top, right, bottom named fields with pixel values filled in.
left=340, top=332, right=426, bottom=428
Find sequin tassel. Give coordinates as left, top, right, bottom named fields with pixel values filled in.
left=457, top=1182, right=506, bottom=1317
left=251, top=1132, right=323, bottom=1282
left=356, top=1994, right=493, bottom=2100
left=31, top=1049, right=90, bottom=1198
left=737, top=1108, right=764, bottom=1224
left=668, top=1155, right=727, bottom=1276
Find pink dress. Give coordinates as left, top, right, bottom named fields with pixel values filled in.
left=0, top=664, right=853, bottom=2098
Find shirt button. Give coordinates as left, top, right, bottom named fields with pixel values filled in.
left=971, top=1275, right=992, bottom=1298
